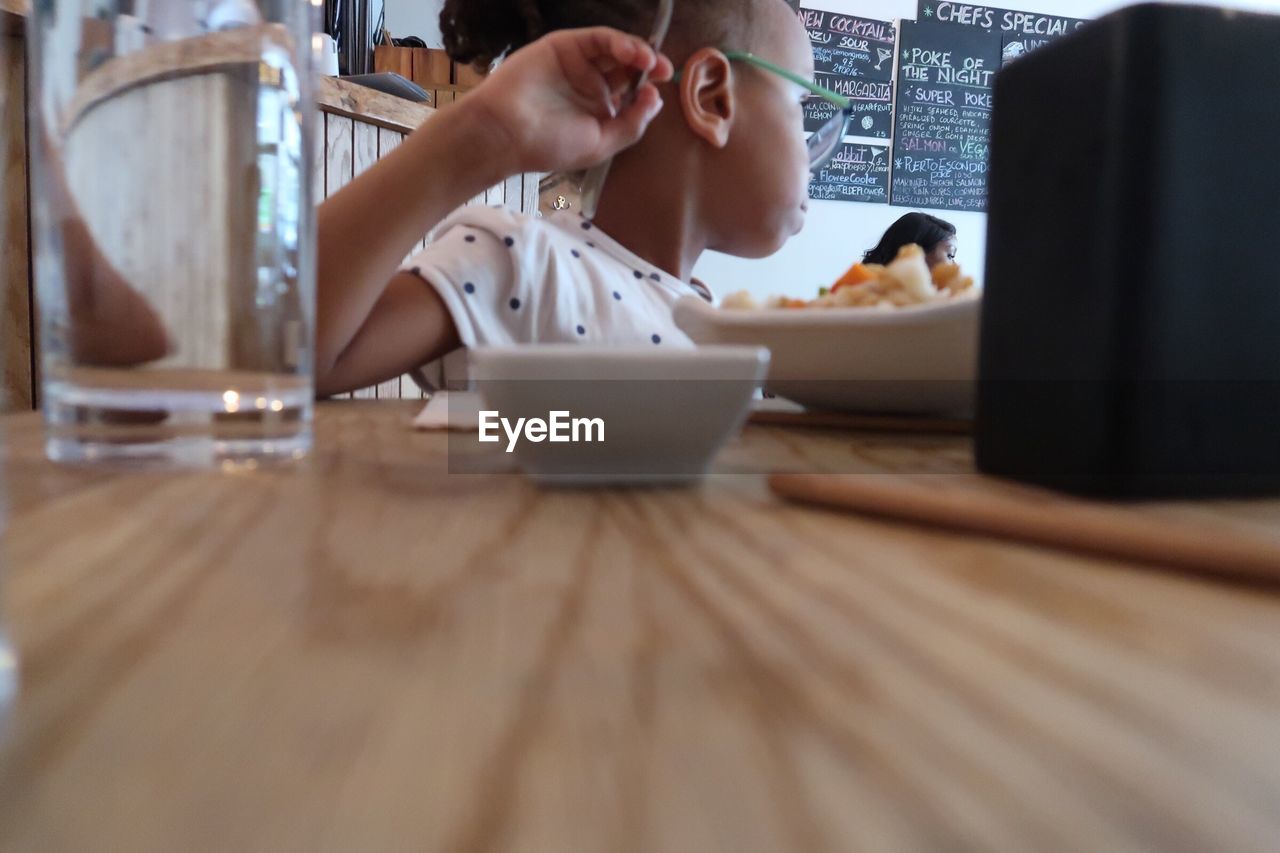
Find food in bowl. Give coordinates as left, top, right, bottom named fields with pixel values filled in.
left=720, top=244, right=976, bottom=310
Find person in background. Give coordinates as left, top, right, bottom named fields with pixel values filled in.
left=316, top=0, right=818, bottom=396
left=863, top=212, right=957, bottom=269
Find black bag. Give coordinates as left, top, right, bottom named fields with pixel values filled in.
left=977, top=3, right=1280, bottom=497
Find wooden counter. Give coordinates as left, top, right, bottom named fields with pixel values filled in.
left=1, top=402, right=1279, bottom=851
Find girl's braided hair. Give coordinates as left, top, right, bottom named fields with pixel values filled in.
left=440, top=0, right=767, bottom=70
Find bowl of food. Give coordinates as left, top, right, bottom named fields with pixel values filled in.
left=469, top=345, right=770, bottom=486
left=675, top=245, right=980, bottom=415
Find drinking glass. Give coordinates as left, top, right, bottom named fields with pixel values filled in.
left=29, top=0, right=317, bottom=464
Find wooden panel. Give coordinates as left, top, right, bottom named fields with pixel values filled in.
left=324, top=115, right=354, bottom=196
left=317, top=74, right=433, bottom=133
left=352, top=123, right=378, bottom=180
left=503, top=174, right=523, bottom=213
left=483, top=165, right=504, bottom=206
left=522, top=172, right=541, bottom=217
left=224, top=69, right=278, bottom=373
left=312, top=112, right=326, bottom=204
left=0, top=0, right=25, bottom=36
left=372, top=44, right=412, bottom=80
left=410, top=48, right=452, bottom=88
left=453, top=61, right=486, bottom=89
left=63, top=27, right=274, bottom=135
left=64, top=68, right=258, bottom=372
left=323, top=116, right=354, bottom=399
left=350, top=121, right=380, bottom=400
left=375, top=127, right=423, bottom=400
left=431, top=89, right=455, bottom=111
left=1, top=33, right=31, bottom=410
left=484, top=178, right=504, bottom=208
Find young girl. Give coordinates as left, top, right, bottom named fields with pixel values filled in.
left=316, top=0, right=817, bottom=396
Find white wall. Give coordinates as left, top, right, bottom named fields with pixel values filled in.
left=383, top=0, right=1280, bottom=298
left=382, top=0, right=444, bottom=47
left=691, top=0, right=1280, bottom=300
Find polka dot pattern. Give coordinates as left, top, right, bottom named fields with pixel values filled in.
left=415, top=210, right=694, bottom=357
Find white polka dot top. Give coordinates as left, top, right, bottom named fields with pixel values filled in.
left=400, top=206, right=713, bottom=350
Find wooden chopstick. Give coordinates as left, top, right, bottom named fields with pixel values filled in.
left=769, top=472, right=1280, bottom=586
left=749, top=409, right=972, bottom=434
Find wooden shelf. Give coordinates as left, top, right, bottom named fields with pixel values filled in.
left=1, top=0, right=26, bottom=35
left=317, top=75, right=435, bottom=134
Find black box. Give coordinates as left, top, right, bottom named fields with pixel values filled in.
left=976, top=3, right=1280, bottom=497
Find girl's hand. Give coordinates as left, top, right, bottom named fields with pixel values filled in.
left=464, top=27, right=674, bottom=175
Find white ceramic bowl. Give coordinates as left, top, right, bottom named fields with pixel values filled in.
left=469, top=345, right=770, bottom=486
left=674, top=296, right=979, bottom=415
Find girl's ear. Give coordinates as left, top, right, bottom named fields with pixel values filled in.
left=678, top=48, right=736, bottom=149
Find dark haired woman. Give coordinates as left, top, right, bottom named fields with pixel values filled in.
left=863, top=212, right=957, bottom=269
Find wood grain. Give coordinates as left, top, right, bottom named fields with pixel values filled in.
left=485, top=176, right=506, bottom=207
left=312, top=111, right=326, bottom=206
left=750, top=407, right=972, bottom=434
left=522, top=172, right=542, bottom=218
left=0, top=0, right=25, bottom=35
left=317, top=74, right=434, bottom=133
left=374, top=128, right=427, bottom=400
left=770, top=472, right=1280, bottom=585
left=62, top=26, right=289, bottom=134
left=411, top=48, right=453, bottom=88
left=324, top=115, right=355, bottom=203
left=349, top=122, right=380, bottom=400
left=0, top=403, right=1279, bottom=852
left=63, top=68, right=257, bottom=370
left=1, top=33, right=31, bottom=410
left=454, top=60, right=487, bottom=89
left=372, top=44, right=413, bottom=80
left=323, top=115, right=355, bottom=400
left=432, top=88, right=457, bottom=111
left=504, top=174, right=523, bottom=214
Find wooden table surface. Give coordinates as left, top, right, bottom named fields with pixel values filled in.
left=1, top=401, right=1279, bottom=852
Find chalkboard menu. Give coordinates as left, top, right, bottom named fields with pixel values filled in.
left=800, top=8, right=897, bottom=79
left=890, top=19, right=1001, bottom=212
left=807, top=77, right=893, bottom=138
left=798, top=7, right=896, bottom=201
left=915, top=2, right=1088, bottom=65
left=808, top=142, right=891, bottom=204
